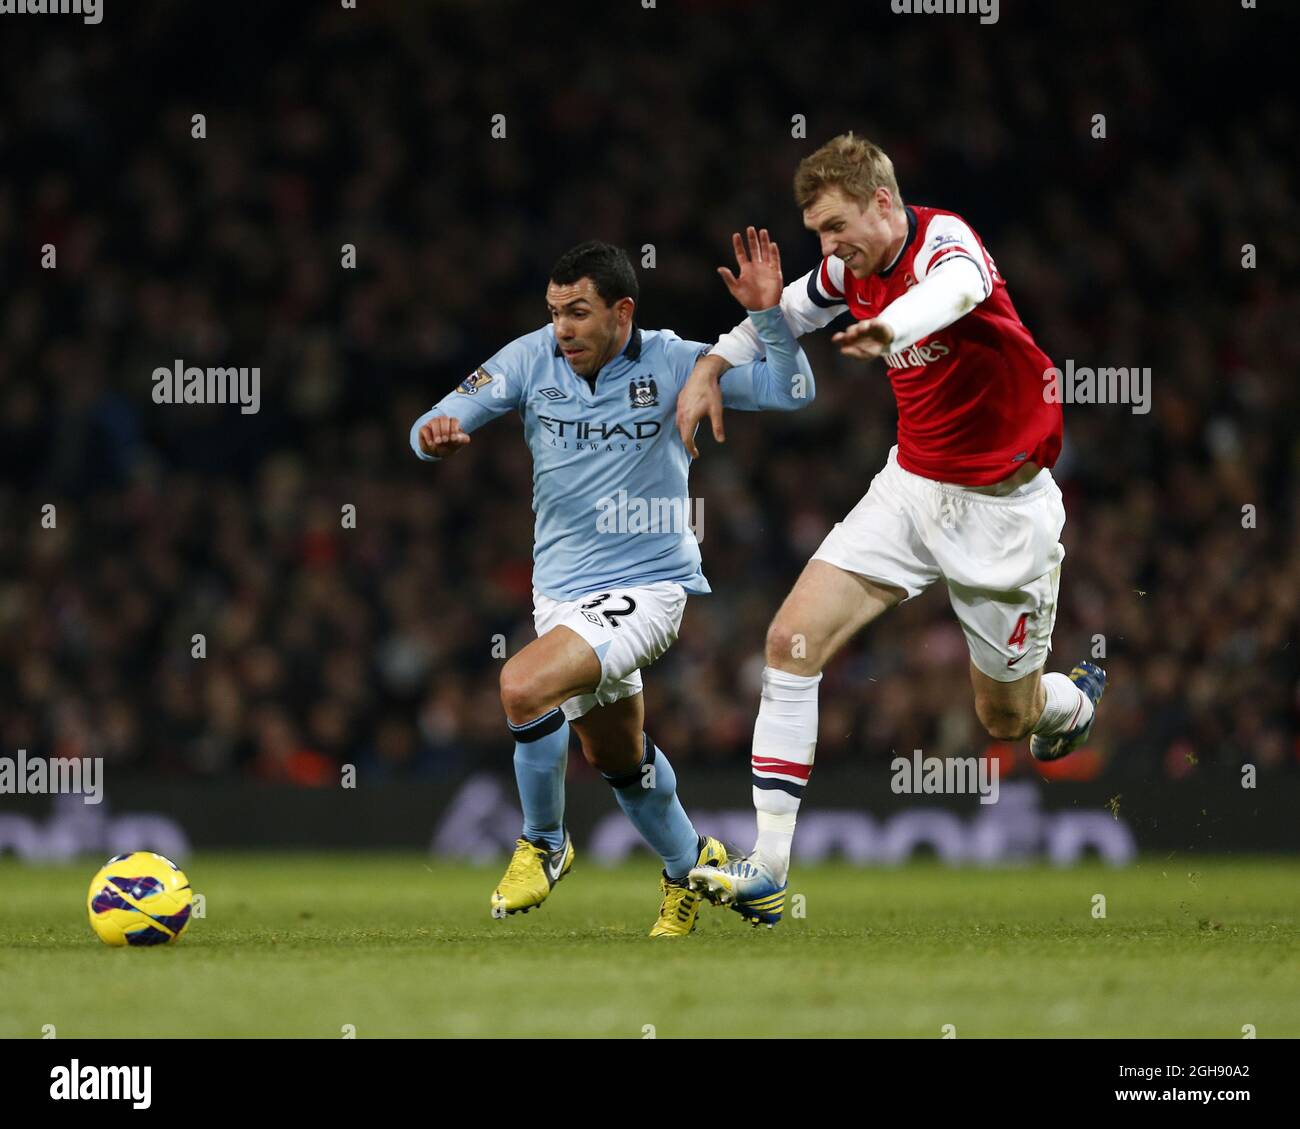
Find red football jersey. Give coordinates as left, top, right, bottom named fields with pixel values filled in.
left=813, top=204, right=1062, bottom=486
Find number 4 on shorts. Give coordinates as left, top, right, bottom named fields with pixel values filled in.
left=1007, top=612, right=1029, bottom=651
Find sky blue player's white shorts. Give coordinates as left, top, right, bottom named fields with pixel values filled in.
left=532, top=581, right=688, bottom=720
left=812, top=445, right=1066, bottom=683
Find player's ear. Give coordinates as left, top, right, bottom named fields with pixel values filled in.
left=615, top=296, right=635, bottom=326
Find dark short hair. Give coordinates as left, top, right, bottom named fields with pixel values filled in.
left=549, top=241, right=638, bottom=308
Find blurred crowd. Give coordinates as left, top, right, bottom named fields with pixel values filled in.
left=0, top=1, right=1294, bottom=785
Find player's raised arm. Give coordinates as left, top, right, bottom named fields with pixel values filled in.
left=712, top=226, right=849, bottom=364
left=676, top=226, right=845, bottom=456
left=715, top=229, right=815, bottom=412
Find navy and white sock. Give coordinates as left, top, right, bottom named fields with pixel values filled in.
left=750, top=667, right=821, bottom=884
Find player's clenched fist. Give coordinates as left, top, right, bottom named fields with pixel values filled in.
left=418, top=415, right=471, bottom=458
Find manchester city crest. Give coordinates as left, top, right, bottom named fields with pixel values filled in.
left=629, top=376, right=658, bottom=408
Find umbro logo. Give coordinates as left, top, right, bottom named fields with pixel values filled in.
left=538, top=386, right=566, bottom=401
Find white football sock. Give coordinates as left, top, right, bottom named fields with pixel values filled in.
left=750, top=666, right=821, bottom=884
left=754, top=811, right=797, bottom=882
left=1033, top=672, right=1094, bottom=736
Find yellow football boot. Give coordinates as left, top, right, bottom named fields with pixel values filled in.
left=490, top=831, right=574, bottom=917
left=649, top=835, right=727, bottom=937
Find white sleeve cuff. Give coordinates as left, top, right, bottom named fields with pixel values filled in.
left=709, top=318, right=764, bottom=367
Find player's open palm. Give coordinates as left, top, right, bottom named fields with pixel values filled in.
left=718, top=226, right=783, bottom=311
left=418, top=415, right=471, bottom=458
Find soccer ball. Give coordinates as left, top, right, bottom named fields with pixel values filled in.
left=87, top=851, right=194, bottom=947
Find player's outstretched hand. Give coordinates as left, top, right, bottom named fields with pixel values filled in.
left=832, top=318, right=895, bottom=360
left=718, top=226, right=783, bottom=311
left=676, top=354, right=730, bottom=458
left=418, top=416, right=471, bottom=458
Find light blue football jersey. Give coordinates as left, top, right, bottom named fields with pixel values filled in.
left=410, top=306, right=814, bottom=600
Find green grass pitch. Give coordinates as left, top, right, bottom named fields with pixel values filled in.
left=2, top=854, right=1296, bottom=1038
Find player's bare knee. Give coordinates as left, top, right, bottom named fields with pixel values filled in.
left=499, top=660, right=550, bottom=725
left=764, top=619, right=823, bottom=675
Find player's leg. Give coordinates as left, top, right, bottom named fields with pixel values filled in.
left=569, top=693, right=726, bottom=937
left=502, top=626, right=600, bottom=853
left=567, top=684, right=644, bottom=774
left=499, top=623, right=601, bottom=727
left=690, top=560, right=908, bottom=926
left=490, top=625, right=599, bottom=916
left=692, top=456, right=937, bottom=925
left=970, top=661, right=1046, bottom=740
left=970, top=656, right=1104, bottom=755
left=566, top=581, right=725, bottom=936
left=751, top=559, right=903, bottom=866
left=924, top=458, right=1104, bottom=759
left=954, top=566, right=1106, bottom=757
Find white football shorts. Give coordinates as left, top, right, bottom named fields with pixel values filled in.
left=812, top=446, right=1066, bottom=682
left=532, top=581, right=688, bottom=720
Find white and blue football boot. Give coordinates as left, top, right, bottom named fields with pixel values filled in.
left=687, top=855, right=787, bottom=927
left=1030, top=661, right=1107, bottom=762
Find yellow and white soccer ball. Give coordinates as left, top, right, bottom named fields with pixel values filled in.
left=87, top=851, right=194, bottom=947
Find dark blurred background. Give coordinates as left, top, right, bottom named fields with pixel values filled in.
left=0, top=0, right=1295, bottom=791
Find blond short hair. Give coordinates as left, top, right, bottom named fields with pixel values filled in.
left=793, top=133, right=902, bottom=211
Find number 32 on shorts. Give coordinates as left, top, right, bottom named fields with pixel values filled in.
left=580, top=592, right=637, bottom=629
